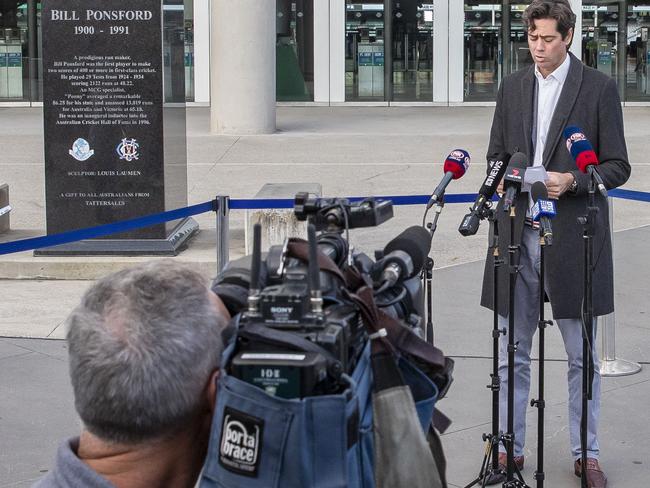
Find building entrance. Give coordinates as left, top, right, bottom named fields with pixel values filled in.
left=345, top=1, right=434, bottom=102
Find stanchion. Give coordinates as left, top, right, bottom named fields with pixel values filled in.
left=599, top=197, right=642, bottom=377
left=215, top=195, right=230, bottom=274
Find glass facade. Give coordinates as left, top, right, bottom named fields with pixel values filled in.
left=277, top=0, right=314, bottom=101
left=392, top=1, right=434, bottom=101
left=346, top=1, right=386, bottom=101
left=626, top=2, right=650, bottom=100
left=0, top=1, right=41, bottom=102
left=464, top=2, right=501, bottom=101
left=2, top=1, right=650, bottom=105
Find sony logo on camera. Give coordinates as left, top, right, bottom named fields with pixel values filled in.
left=219, top=407, right=264, bottom=477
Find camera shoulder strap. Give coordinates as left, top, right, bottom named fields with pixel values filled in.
left=286, top=239, right=347, bottom=284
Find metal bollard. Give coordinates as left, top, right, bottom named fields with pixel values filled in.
left=215, top=195, right=230, bottom=276
left=598, top=197, right=642, bottom=377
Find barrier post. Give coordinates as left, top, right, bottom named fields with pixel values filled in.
left=215, top=195, right=230, bottom=275
left=599, top=197, right=642, bottom=377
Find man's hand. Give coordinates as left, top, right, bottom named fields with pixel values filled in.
left=496, top=178, right=504, bottom=196
left=545, top=172, right=575, bottom=199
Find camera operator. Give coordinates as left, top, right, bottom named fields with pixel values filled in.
left=34, top=260, right=229, bottom=488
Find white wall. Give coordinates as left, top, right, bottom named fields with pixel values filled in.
left=314, top=0, right=330, bottom=102
left=193, top=0, right=210, bottom=103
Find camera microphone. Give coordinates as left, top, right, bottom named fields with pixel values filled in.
left=502, top=152, right=530, bottom=212
left=427, top=149, right=471, bottom=208
left=458, top=152, right=511, bottom=236
left=563, top=125, right=607, bottom=197
left=376, top=226, right=432, bottom=289
left=531, top=181, right=556, bottom=246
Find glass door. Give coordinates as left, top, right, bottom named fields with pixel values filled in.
left=277, top=0, right=314, bottom=101
left=507, top=4, right=534, bottom=75
left=392, top=1, right=434, bottom=101
left=626, top=1, right=650, bottom=100
left=346, top=1, right=385, bottom=101
left=0, top=1, right=30, bottom=102
left=582, top=2, right=621, bottom=78
left=464, top=1, right=501, bottom=101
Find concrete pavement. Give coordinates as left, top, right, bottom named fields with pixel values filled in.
left=1, top=105, right=649, bottom=487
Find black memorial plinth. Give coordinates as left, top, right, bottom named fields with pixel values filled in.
left=38, top=0, right=196, bottom=255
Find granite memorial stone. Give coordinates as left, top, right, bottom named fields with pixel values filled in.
left=39, top=0, right=195, bottom=255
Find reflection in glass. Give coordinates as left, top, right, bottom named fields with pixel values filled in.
left=626, top=2, right=650, bottom=100
left=163, top=0, right=186, bottom=103
left=392, top=1, right=434, bottom=102
left=508, top=4, right=534, bottom=75
left=464, top=1, right=501, bottom=101
left=277, top=0, right=314, bottom=101
left=582, top=2, right=620, bottom=80
left=346, top=0, right=385, bottom=101
left=0, top=1, right=30, bottom=101
left=184, top=0, right=194, bottom=101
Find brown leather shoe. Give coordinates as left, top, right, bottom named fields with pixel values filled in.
left=498, top=452, right=524, bottom=471
left=574, top=458, right=608, bottom=488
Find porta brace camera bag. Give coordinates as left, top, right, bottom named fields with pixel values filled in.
left=200, top=241, right=449, bottom=488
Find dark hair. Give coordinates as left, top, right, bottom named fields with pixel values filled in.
left=523, top=0, right=577, bottom=46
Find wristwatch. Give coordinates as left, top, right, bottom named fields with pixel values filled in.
left=568, top=175, right=578, bottom=194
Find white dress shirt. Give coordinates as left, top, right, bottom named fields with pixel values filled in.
left=532, top=53, right=571, bottom=167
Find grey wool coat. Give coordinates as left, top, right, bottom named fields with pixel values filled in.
left=480, top=53, right=631, bottom=320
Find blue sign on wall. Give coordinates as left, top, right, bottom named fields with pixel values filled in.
left=7, top=52, right=22, bottom=68
left=358, top=52, right=373, bottom=67
left=0, top=54, right=6, bottom=68
left=373, top=52, right=384, bottom=66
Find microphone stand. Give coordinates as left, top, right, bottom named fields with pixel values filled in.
left=504, top=198, right=529, bottom=488
left=422, top=194, right=445, bottom=344
left=463, top=206, right=507, bottom=488
left=531, top=226, right=553, bottom=488
left=577, top=176, right=599, bottom=488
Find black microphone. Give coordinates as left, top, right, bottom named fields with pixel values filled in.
left=531, top=181, right=557, bottom=246
left=376, top=226, right=432, bottom=289
left=502, top=152, right=529, bottom=212
left=427, top=149, right=471, bottom=208
left=458, top=152, right=511, bottom=236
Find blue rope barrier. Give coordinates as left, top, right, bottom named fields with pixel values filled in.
left=0, top=200, right=214, bottom=256
left=1, top=189, right=649, bottom=256
left=229, top=193, right=480, bottom=209
left=609, top=188, right=650, bottom=203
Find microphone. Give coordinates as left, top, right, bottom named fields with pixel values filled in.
left=502, top=152, right=529, bottom=212
left=427, top=149, right=470, bottom=208
left=458, top=152, right=511, bottom=236
left=376, top=226, right=432, bottom=289
left=563, top=126, right=607, bottom=197
left=531, top=181, right=556, bottom=246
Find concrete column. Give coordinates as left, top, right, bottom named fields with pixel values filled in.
left=210, top=0, right=275, bottom=134
left=432, top=0, right=449, bottom=104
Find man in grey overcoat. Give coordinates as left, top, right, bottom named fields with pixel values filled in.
left=479, top=1, right=631, bottom=487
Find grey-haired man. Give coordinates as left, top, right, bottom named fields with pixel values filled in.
left=34, top=260, right=229, bottom=488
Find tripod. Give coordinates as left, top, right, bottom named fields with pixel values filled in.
left=530, top=226, right=553, bottom=488
left=502, top=204, right=530, bottom=488
left=576, top=176, right=600, bottom=488
left=464, top=208, right=507, bottom=488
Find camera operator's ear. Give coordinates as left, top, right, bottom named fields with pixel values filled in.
left=206, top=369, right=220, bottom=412
left=208, top=291, right=231, bottom=320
